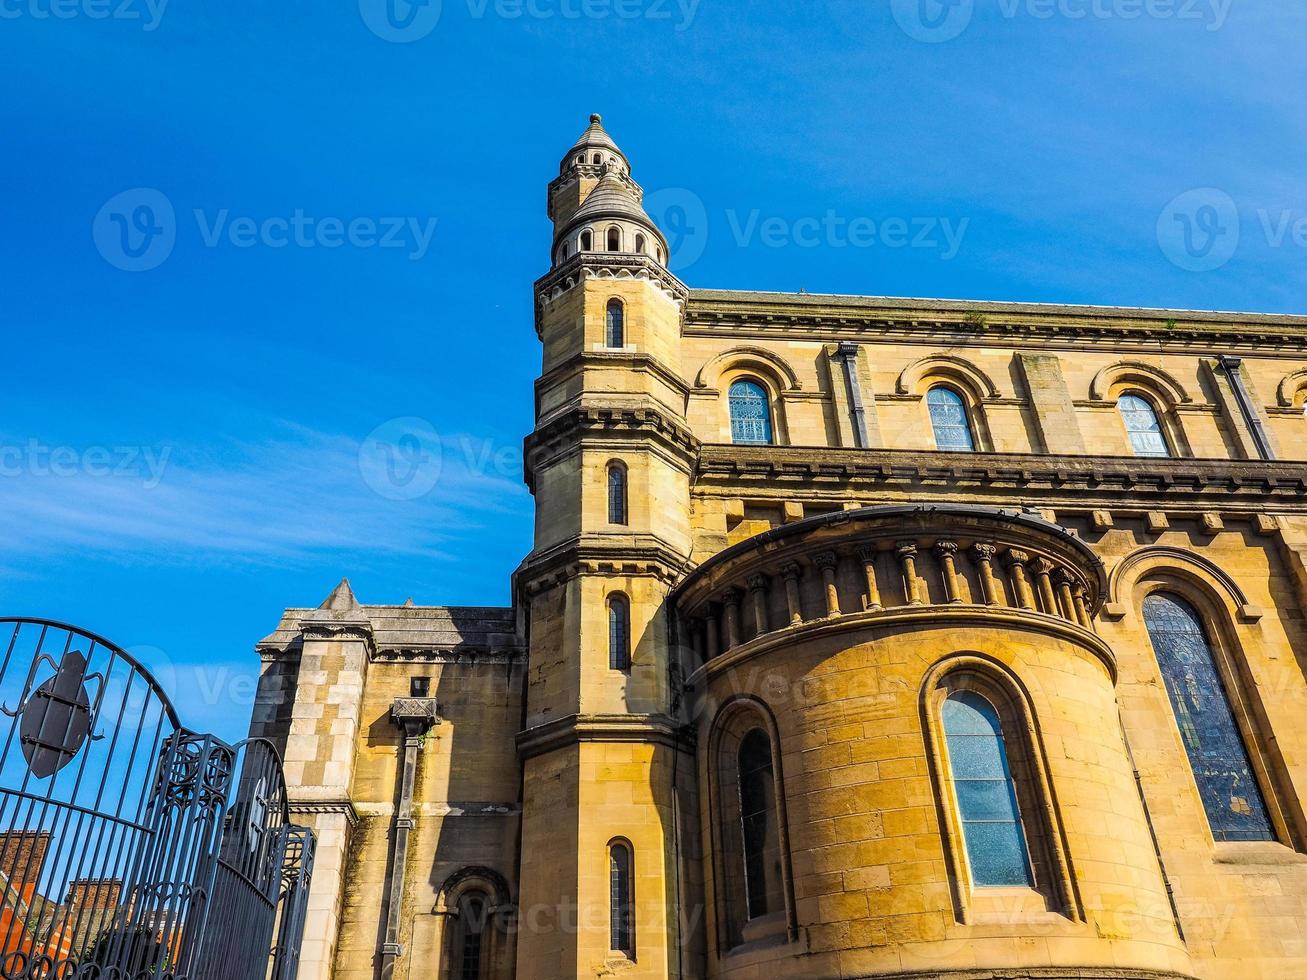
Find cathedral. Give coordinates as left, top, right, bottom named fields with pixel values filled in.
left=249, top=116, right=1307, bottom=980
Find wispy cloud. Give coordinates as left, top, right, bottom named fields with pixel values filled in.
left=0, top=420, right=530, bottom=565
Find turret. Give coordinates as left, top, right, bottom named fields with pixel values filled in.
left=547, top=114, right=669, bottom=267
left=515, top=116, right=702, bottom=978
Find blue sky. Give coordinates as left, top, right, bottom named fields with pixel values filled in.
left=1, top=1, right=1303, bottom=741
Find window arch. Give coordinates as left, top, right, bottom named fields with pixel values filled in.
left=729, top=379, right=773, bottom=445
left=709, top=700, right=794, bottom=950
left=738, top=729, right=783, bottom=920
left=608, top=594, right=631, bottom=671
left=1118, top=393, right=1171, bottom=458
left=1142, top=593, right=1274, bottom=841
left=924, top=662, right=1074, bottom=919
left=580, top=229, right=593, bottom=252
left=608, top=840, right=635, bottom=958
left=605, top=299, right=624, bottom=349
left=635, top=233, right=646, bottom=254
left=607, top=462, right=627, bottom=526
left=593, top=152, right=602, bottom=165
left=607, top=226, right=621, bottom=252
left=941, top=691, right=1034, bottom=886
left=927, top=386, right=976, bottom=452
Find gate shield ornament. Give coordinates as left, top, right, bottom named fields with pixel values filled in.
left=5, top=649, right=96, bottom=779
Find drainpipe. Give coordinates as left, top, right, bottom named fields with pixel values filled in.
left=835, top=342, right=869, bottom=448
left=1218, top=355, right=1275, bottom=460
left=381, top=697, right=440, bottom=980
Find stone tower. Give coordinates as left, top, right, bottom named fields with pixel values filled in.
left=514, top=115, right=700, bottom=978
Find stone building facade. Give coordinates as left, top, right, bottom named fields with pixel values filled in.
left=250, top=116, right=1307, bottom=980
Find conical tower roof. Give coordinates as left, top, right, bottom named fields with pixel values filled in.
left=570, top=167, right=653, bottom=227
left=561, top=113, right=629, bottom=174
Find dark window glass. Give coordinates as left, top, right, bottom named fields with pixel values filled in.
left=729, top=380, right=773, bottom=445
left=1143, top=593, right=1274, bottom=841
left=609, top=597, right=630, bottom=671
left=609, top=843, right=634, bottom=955
left=1118, top=394, right=1171, bottom=457
left=635, top=233, right=646, bottom=254
left=738, top=729, right=783, bottom=919
left=607, top=227, right=621, bottom=251
left=927, top=387, right=975, bottom=452
left=606, top=299, right=624, bottom=348
left=458, top=896, right=485, bottom=980
left=581, top=230, right=593, bottom=251
left=608, top=465, right=627, bottom=525
left=942, top=691, right=1034, bottom=887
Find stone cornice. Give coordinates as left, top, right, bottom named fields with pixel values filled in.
left=694, top=445, right=1307, bottom=511
left=371, top=647, right=524, bottom=665
left=516, top=713, right=693, bottom=760
left=535, top=349, right=692, bottom=403
left=514, top=536, right=692, bottom=596
left=295, top=616, right=377, bottom=656
left=525, top=402, right=701, bottom=491
left=288, top=799, right=359, bottom=828
left=535, top=254, right=688, bottom=335
left=684, top=290, right=1307, bottom=355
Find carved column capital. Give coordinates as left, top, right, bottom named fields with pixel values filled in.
left=813, top=551, right=839, bottom=572
left=933, top=540, right=959, bottom=559
left=1004, top=549, right=1030, bottom=568
left=971, top=543, right=997, bottom=562
left=780, top=561, right=803, bottom=582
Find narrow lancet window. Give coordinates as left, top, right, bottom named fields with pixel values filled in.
left=608, top=595, right=631, bottom=671
left=609, top=841, right=635, bottom=957
left=739, top=729, right=783, bottom=919
left=942, top=691, right=1035, bottom=887
left=606, top=299, right=625, bottom=348
left=1143, top=593, right=1274, bottom=841
left=607, top=464, right=627, bottom=525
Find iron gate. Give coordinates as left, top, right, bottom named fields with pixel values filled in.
left=0, top=618, right=314, bottom=980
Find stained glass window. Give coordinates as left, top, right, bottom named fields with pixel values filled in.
left=608, top=464, right=627, bottom=525
left=729, top=380, right=773, bottom=445
left=927, top=387, right=975, bottom=452
left=609, top=842, right=634, bottom=955
left=942, top=691, right=1034, bottom=887
left=608, top=596, right=630, bottom=671
left=606, top=299, right=625, bottom=348
left=738, top=729, right=783, bottom=919
left=1143, top=594, right=1274, bottom=841
left=1118, top=394, right=1171, bottom=457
